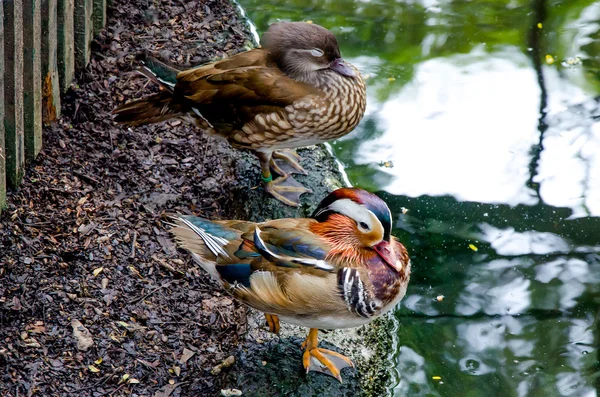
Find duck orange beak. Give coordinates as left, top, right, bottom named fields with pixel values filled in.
left=374, top=241, right=403, bottom=272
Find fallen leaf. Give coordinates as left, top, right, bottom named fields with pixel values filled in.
left=78, top=222, right=97, bottom=235
left=71, top=319, right=94, bottom=351
left=222, top=356, right=235, bottom=368
left=26, top=321, right=46, bottom=334
left=129, top=265, right=143, bottom=279
left=180, top=348, right=195, bottom=364
left=153, top=383, right=181, bottom=397
left=221, top=389, right=242, bottom=397
left=137, top=358, right=160, bottom=368
left=212, top=355, right=235, bottom=374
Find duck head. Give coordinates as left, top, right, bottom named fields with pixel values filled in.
left=261, top=21, right=357, bottom=81
left=312, top=188, right=404, bottom=272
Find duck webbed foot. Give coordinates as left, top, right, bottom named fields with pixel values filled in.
left=270, top=149, right=308, bottom=176
left=257, top=151, right=312, bottom=207
left=301, top=328, right=354, bottom=383
left=264, top=175, right=312, bottom=207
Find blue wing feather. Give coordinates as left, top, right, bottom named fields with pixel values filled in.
left=234, top=239, right=261, bottom=259
left=253, top=228, right=334, bottom=272
left=184, top=218, right=239, bottom=241
left=233, top=249, right=261, bottom=259
left=216, top=263, right=252, bottom=287
left=261, top=228, right=327, bottom=260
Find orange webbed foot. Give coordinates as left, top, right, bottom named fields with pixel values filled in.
left=301, top=328, right=354, bottom=383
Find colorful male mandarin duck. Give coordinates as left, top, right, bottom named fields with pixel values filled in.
left=113, top=22, right=367, bottom=207
left=169, top=188, right=411, bottom=382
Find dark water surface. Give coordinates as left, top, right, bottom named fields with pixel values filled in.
left=237, top=0, right=600, bottom=395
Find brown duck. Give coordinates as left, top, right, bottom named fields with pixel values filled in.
left=113, top=22, right=367, bottom=206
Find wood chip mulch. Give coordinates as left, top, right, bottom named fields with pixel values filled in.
left=0, top=1, right=260, bottom=395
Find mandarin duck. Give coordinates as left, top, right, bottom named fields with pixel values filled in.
left=169, top=188, right=411, bottom=382
left=113, top=22, right=366, bottom=207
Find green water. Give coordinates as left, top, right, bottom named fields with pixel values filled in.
left=237, top=0, right=600, bottom=395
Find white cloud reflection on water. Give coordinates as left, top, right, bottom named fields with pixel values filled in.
left=349, top=48, right=540, bottom=205
left=479, top=224, right=573, bottom=256
left=346, top=47, right=600, bottom=217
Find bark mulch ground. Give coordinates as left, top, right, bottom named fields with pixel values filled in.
left=0, top=1, right=264, bottom=395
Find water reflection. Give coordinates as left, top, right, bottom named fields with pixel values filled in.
left=237, top=0, right=600, bottom=395
left=481, top=226, right=573, bottom=256
left=350, top=49, right=541, bottom=205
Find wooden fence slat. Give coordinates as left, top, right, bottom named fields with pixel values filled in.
left=23, top=0, right=42, bottom=162
left=92, top=0, right=105, bottom=36
left=0, top=1, right=5, bottom=212
left=42, top=0, right=61, bottom=122
left=0, top=0, right=108, bottom=207
left=74, top=0, right=92, bottom=69
left=57, top=0, right=74, bottom=92
left=3, top=0, right=25, bottom=188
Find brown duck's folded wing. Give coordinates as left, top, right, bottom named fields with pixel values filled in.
left=176, top=66, right=321, bottom=107
left=176, top=48, right=268, bottom=81
left=174, top=52, right=323, bottom=138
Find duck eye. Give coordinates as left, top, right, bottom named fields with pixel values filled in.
left=310, top=48, right=324, bottom=57
left=359, top=221, right=370, bottom=230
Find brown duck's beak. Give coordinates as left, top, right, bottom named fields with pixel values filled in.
left=374, top=241, right=403, bottom=272
left=329, top=58, right=356, bottom=77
